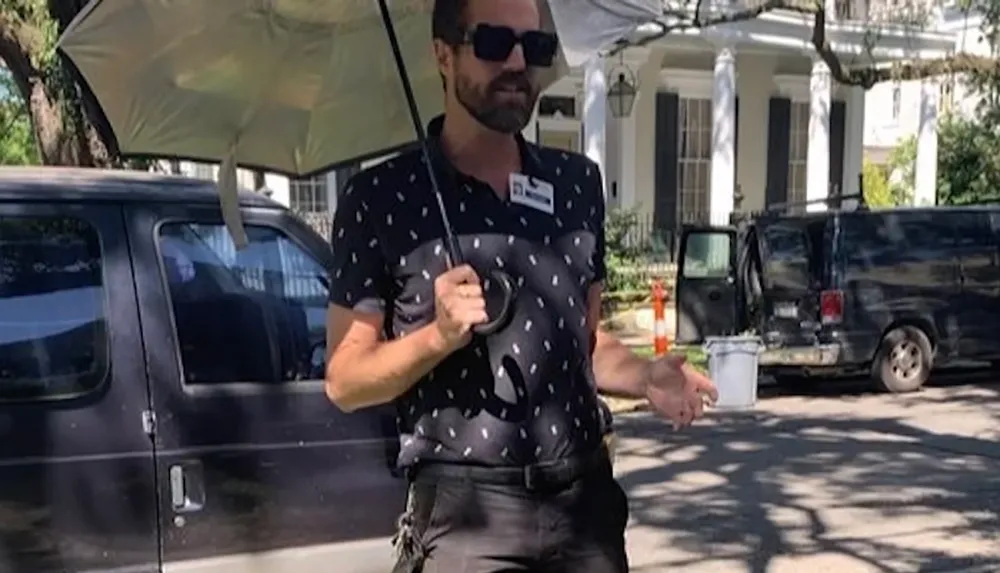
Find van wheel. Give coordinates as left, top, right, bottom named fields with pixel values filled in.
left=873, top=326, right=932, bottom=393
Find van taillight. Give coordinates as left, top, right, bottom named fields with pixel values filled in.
left=820, top=290, right=844, bottom=325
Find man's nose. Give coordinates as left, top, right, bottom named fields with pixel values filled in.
left=503, top=43, right=527, bottom=71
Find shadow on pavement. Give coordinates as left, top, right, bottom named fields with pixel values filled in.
left=614, top=380, right=1000, bottom=573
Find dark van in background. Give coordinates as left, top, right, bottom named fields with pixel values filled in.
left=676, top=196, right=1000, bottom=393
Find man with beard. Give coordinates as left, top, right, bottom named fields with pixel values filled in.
left=324, top=0, right=718, bottom=571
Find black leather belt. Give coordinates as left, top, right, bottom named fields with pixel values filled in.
left=409, top=446, right=611, bottom=491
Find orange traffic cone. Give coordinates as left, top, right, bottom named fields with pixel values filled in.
left=651, top=279, right=671, bottom=357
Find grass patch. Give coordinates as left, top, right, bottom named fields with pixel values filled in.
left=629, top=344, right=707, bottom=371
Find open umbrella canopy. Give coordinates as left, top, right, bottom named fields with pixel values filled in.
left=57, top=0, right=661, bottom=246
left=59, top=0, right=660, bottom=176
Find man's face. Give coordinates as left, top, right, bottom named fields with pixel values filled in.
left=439, top=0, right=556, bottom=134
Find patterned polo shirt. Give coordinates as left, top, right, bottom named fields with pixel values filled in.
left=328, top=114, right=608, bottom=469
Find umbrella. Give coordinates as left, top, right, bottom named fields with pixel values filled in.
left=57, top=0, right=661, bottom=333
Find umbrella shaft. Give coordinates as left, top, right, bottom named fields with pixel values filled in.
left=376, top=0, right=463, bottom=269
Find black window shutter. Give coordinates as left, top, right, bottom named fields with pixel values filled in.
left=765, top=97, right=791, bottom=208
left=734, top=97, right=740, bottom=192
left=829, top=100, right=847, bottom=198
left=654, top=92, right=680, bottom=234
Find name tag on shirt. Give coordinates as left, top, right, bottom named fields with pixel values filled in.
left=509, top=173, right=555, bottom=214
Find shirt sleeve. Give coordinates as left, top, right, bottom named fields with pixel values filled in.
left=327, top=175, right=391, bottom=315
left=586, top=160, right=608, bottom=285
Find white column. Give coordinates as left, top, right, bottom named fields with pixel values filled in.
left=616, top=47, right=651, bottom=212
left=806, top=58, right=832, bottom=212
left=583, top=56, right=608, bottom=201
left=606, top=113, right=621, bottom=210
left=326, top=171, right=339, bottom=214
left=264, top=173, right=290, bottom=207
left=914, top=79, right=939, bottom=206
left=521, top=105, right=539, bottom=144
left=842, top=86, right=865, bottom=206
left=710, top=45, right=737, bottom=226
left=616, top=105, right=637, bottom=210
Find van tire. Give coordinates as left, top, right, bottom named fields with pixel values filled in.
left=872, top=326, right=932, bottom=393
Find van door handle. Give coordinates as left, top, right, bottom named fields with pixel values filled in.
left=708, top=290, right=722, bottom=302
left=169, top=462, right=206, bottom=513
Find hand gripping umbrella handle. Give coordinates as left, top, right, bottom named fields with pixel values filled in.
left=376, top=0, right=515, bottom=336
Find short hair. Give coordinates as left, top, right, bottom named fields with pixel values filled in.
left=431, top=0, right=469, bottom=46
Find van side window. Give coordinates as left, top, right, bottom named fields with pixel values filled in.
left=158, top=222, right=328, bottom=385
left=989, top=212, right=1000, bottom=235
left=681, top=232, right=731, bottom=278
left=952, top=212, right=994, bottom=248
left=846, top=212, right=954, bottom=267
left=761, top=223, right=810, bottom=289
left=897, top=214, right=955, bottom=253
left=0, top=216, right=109, bottom=401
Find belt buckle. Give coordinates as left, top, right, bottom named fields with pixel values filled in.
left=523, top=465, right=538, bottom=491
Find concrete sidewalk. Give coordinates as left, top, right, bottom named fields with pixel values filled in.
left=613, top=379, right=1000, bottom=572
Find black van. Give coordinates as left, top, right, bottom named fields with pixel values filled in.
left=0, top=167, right=407, bottom=573
left=675, top=198, right=1000, bottom=393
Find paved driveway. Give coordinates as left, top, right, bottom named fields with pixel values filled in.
left=613, top=372, right=1000, bottom=573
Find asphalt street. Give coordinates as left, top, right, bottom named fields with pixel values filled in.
left=613, top=369, right=1000, bottom=573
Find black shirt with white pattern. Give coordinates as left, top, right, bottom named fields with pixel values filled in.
left=328, top=115, right=608, bottom=469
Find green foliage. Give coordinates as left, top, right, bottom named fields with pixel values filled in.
left=886, top=135, right=916, bottom=205
left=861, top=157, right=893, bottom=207
left=603, top=207, right=646, bottom=296
left=934, top=0, right=1000, bottom=205
left=936, top=115, right=1000, bottom=205
left=0, top=70, right=39, bottom=165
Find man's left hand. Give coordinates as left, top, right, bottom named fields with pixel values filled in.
left=644, top=354, right=718, bottom=430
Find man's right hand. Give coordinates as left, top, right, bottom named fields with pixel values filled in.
left=432, top=264, right=489, bottom=352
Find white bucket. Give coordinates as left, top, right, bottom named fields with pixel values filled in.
left=703, top=335, right=764, bottom=411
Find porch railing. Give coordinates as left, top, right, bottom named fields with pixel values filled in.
left=833, top=0, right=936, bottom=26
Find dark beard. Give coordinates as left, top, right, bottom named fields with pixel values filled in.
left=455, top=72, right=537, bottom=134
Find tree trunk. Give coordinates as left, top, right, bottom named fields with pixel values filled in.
left=26, top=79, right=70, bottom=165
left=1, top=3, right=116, bottom=168
left=25, top=76, right=114, bottom=168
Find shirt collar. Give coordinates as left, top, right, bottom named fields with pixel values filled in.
left=424, top=114, right=547, bottom=187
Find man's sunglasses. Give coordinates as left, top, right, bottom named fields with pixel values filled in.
left=455, top=24, right=559, bottom=68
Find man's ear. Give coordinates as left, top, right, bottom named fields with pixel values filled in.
left=432, top=39, right=452, bottom=74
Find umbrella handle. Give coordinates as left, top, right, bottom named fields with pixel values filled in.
left=474, top=269, right=517, bottom=336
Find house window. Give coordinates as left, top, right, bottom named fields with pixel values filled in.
left=787, top=102, right=810, bottom=210
left=538, top=95, right=577, bottom=118
left=192, top=163, right=216, bottom=181
left=676, top=97, right=712, bottom=225
left=891, top=83, right=901, bottom=121
left=289, top=174, right=329, bottom=214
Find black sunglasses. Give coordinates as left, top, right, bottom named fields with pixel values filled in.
left=456, top=24, right=559, bottom=68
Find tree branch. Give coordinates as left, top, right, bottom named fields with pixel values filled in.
left=619, top=0, right=994, bottom=90
left=0, top=10, right=41, bottom=102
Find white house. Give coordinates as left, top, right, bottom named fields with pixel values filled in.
left=863, top=0, right=989, bottom=196
left=540, top=0, right=956, bottom=229
left=170, top=0, right=957, bottom=240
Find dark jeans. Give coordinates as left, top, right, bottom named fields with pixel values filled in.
left=392, top=454, right=630, bottom=573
